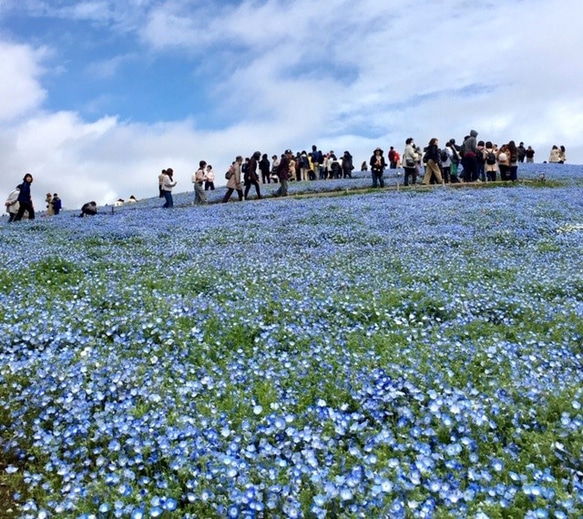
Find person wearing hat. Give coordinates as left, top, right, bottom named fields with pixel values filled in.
left=369, top=148, right=386, bottom=188
left=274, top=149, right=292, bottom=197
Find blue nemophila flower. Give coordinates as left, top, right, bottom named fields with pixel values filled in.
left=2, top=165, right=583, bottom=516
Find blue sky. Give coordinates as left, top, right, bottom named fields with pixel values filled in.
left=1, top=0, right=582, bottom=210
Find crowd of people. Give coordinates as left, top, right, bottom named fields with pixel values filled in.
left=3, top=139, right=568, bottom=218
left=157, top=146, right=358, bottom=207
left=156, top=135, right=552, bottom=207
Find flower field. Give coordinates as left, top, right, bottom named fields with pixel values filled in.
left=1, top=163, right=583, bottom=518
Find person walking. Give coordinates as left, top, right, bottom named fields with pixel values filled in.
left=161, top=168, right=177, bottom=208
left=369, top=148, right=386, bottom=188
left=14, top=174, right=35, bottom=221
left=4, top=186, right=20, bottom=222
left=192, top=161, right=208, bottom=204
left=222, top=157, right=244, bottom=203
left=244, top=151, right=262, bottom=200
left=422, top=138, right=444, bottom=185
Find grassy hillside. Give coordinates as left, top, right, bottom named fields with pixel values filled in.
left=1, top=163, right=582, bottom=517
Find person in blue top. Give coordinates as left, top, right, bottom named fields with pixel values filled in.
left=14, top=173, right=35, bottom=221
left=52, top=194, right=62, bottom=215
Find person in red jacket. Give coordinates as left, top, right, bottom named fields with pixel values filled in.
left=388, top=146, right=397, bottom=169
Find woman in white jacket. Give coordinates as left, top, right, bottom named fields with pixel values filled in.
left=4, top=186, right=20, bottom=222
left=402, top=138, right=418, bottom=186
left=161, top=168, right=177, bottom=208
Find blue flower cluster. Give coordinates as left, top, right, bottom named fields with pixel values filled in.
left=1, top=163, right=582, bottom=517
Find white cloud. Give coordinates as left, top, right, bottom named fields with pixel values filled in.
left=1, top=0, right=582, bottom=212
left=0, top=41, right=47, bottom=121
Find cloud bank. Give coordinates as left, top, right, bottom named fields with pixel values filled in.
left=0, top=0, right=581, bottom=210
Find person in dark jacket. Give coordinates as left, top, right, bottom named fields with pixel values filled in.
left=244, top=151, right=262, bottom=200
left=14, top=174, right=35, bottom=221
left=342, top=151, right=354, bottom=178
left=259, top=154, right=271, bottom=184
left=422, top=138, right=444, bottom=185
left=52, top=193, right=62, bottom=215
left=369, top=148, right=386, bottom=188
left=460, top=130, right=479, bottom=182
left=274, top=150, right=291, bottom=197
left=80, top=201, right=97, bottom=217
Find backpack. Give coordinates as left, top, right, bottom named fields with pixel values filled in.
left=440, top=149, right=449, bottom=163
left=486, top=151, right=496, bottom=165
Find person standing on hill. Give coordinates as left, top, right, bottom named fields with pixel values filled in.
left=161, top=168, right=177, bottom=208
left=52, top=194, right=62, bottom=215
left=484, top=142, right=498, bottom=182
left=369, top=147, right=386, bottom=188
left=342, top=151, right=354, bottom=178
left=507, top=140, right=519, bottom=181
left=205, top=165, right=215, bottom=191
left=548, top=145, right=561, bottom=163
left=158, top=169, right=166, bottom=198
left=525, top=146, right=535, bottom=163
left=192, top=160, right=208, bottom=204
left=402, top=137, right=419, bottom=186
left=388, top=146, right=397, bottom=169
left=45, top=193, right=54, bottom=216
left=460, top=130, right=478, bottom=182
left=259, top=154, right=271, bottom=184
left=497, top=145, right=510, bottom=180
left=518, top=142, right=526, bottom=163
left=14, top=173, right=35, bottom=221
left=274, top=150, right=291, bottom=197
left=311, top=145, right=323, bottom=179
left=558, top=145, right=567, bottom=164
